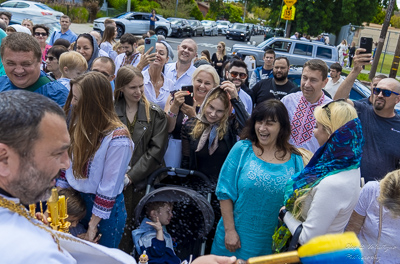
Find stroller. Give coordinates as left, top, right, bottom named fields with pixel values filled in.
left=133, top=167, right=215, bottom=260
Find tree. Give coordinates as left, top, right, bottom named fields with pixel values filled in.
left=391, top=15, right=400, bottom=28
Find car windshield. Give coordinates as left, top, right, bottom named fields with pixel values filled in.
left=232, top=24, right=246, bottom=30
left=171, top=20, right=182, bottom=25
left=257, top=38, right=275, bottom=49
left=202, top=21, right=212, bottom=26
left=114, top=12, right=133, bottom=19
left=35, top=3, right=54, bottom=11
left=217, top=21, right=229, bottom=25
left=189, top=21, right=196, bottom=26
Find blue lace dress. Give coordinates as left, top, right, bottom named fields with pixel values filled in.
left=211, top=140, right=303, bottom=260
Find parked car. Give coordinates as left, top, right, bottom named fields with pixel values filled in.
left=0, top=0, right=63, bottom=21
left=201, top=20, right=218, bottom=36
left=226, top=23, right=251, bottom=42
left=167, top=17, right=192, bottom=38
left=230, top=37, right=338, bottom=67
left=216, top=20, right=230, bottom=35
left=188, top=19, right=204, bottom=36
left=9, top=16, right=60, bottom=44
left=93, top=12, right=172, bottom=38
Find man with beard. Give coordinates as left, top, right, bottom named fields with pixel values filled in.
left=114, top=33, right=141, bottom=76
left=164, top=39, right=197, bottom=90
left=225, top=59, right=253, bottom=114
left=281, top=59, right=332, bottom=153
left=0, top=91, right=135, bottom=263
left=251, top=57, right=297, bottom=106
left=335, top=48, right=400, bottom=182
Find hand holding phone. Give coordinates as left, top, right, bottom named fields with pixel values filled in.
left=181, top=85, right=194, bottom=106
left=360, top=37, right=373, bottom=54
left=144, top=38, right=156, bottom=54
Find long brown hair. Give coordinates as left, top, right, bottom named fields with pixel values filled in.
left=101, top=25, right=116, bottom=44
left=64, top=71, right=128, bottom=179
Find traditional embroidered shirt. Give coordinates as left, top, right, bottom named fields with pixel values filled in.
left=57, top=127, right=134, bottom=219
left=114, top=52, right=141, bottom=76
left=281, top=91, right=332, bottom=153
left=164, top=62, right=196, bottom=91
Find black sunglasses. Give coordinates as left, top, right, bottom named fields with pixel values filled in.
left=322, top=99, right=346, bottom=119
left=45, top=55, right=55, bottom=61
left=34, top=32, right=48, bottom=37
left=229, top=71, right=247, bottom=79
left=373, top=87, right=400, bottom=97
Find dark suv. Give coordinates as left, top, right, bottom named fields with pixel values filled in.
left=226, top=23, right=251, bottom=42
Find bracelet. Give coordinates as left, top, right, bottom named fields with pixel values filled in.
left=167, top=110, right=178, bottom=118
left=279, top=209, right=288, bottom=221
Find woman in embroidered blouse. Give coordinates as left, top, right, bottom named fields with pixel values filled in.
left=100, top=25, right=118, bottom=60
left=114, top=65, right=169, bottom=253
left=274, top=100, right=364, bottom=250
left=211, top=42, right=227, bottom=78
left=33, top=24, right=51, bottom=68
left=57, top=71, right=134, bottom=248
left=143, top=41, right=174, bottom=110
left=211, top=100, right=303, bottom=260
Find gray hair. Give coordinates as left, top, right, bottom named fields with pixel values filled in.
left=0, top=91, right=65, bottom=157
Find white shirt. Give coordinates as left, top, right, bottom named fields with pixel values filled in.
left=238, top=89, right=253, bottom=115
left=164, top=62, right=196, bottom=91
left=324, top=77, right=344, bottom=98
left=114, top=52, right=141, bottom=76
left=143, top=69, right=174, bottom=110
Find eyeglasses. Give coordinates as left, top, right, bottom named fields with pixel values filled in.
left=34, top=32, right=47, bottom=37
left=373, top=87, right=400, bottom=97
left=322, top=99, right=346, bottom=119
left=217, top=46, right=222, bottom=48
left=92, top=69, right=111, bottom=78
left=45, top=55, right=55, bottom=61
left=229, top=71, right=247, bottom=79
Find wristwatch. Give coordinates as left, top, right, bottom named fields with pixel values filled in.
left=167, top=110, right=177, bottom=118
left=279, top=209, right=288, bottom=222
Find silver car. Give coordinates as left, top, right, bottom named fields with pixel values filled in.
left=93, top=12, right=172, bottom=38
left=201, top=20, right=218, bottom=36
left=0, top=0, right=63, bottom=21
left=216, top=20, right=230, bottom=35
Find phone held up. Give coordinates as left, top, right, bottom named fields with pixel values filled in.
left=181, top=85, right=194, bottom=106
left=144, top=38, right=156, bottom=54
left=360, top=37, right=373, bottom=54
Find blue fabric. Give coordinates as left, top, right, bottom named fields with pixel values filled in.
left=132, top=218, right=180, bottom=264
left=48, top=29, right=78, bottom=46
left=80, top=192, right=127, bottom=248
left=254, top=66, right=273, bottom=82
left=0, top=71, right=69, bottom=107
left=0, top=28, right=7, bottom=76
left=211, top=140, right=304, bottom=260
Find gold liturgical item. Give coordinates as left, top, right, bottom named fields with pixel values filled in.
left=47, top=188, right=71, bottom=233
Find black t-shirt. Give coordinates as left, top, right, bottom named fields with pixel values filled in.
left=252, top=78, right=297, bottom=105
left=354, top=101, right=400, bottom=182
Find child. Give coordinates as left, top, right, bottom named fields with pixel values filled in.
left=58, top=188, right=87, bottom=238
left=58, top=51, right=88, bottom=91
left=132, top=201, right=180, bottom=264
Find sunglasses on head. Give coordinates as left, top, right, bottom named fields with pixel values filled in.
left=373, top=87, right=400, bottom=97
left=45, top=55, right=55, bottom=61
left=322, top=99, right=346, bottom=119
left=229, top=71, right=247, bottom=79
left=34, top=32, right=47, bottom=37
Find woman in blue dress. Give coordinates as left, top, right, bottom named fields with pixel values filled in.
left=211, top=99, right=304, bottom=260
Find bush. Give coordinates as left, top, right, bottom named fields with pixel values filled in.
left=48, top=4, right=89, bottom=23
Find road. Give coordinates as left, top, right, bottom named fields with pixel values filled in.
left=69, top=23, right=265, bottom=62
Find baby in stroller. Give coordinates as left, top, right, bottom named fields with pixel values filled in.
left=132, top=201, right=181, bottom=264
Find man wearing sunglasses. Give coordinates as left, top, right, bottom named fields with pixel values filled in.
left=334, top=48, right=400, bottom=183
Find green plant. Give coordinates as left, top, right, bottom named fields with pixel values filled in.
left=47, top=4, right=89, bottom=23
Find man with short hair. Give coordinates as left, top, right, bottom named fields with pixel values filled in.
left=48, top=15, right=77, bottom=45
left=164, top=39, right=197, bottom=90
left=114, top=33, right=141, bottom=76
left=0, top=33, right=69, bottom=107
left=91, top=56, right=116, bottom=91
left=334, top=49, right=400, bottom=182
left=249, top=49, right=275, bottom=89
left=281, top=59, right=332, bottom=153
left=324, top=63, right=343, bottom=98
left=252, top=57, right=297, bottom=105
left=0, top=12, right=11, bottom=26
left=226, top=60, right=253, bottom=114
left=341, top=74, right=387, bottom=106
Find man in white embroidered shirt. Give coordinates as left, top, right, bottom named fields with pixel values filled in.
left=281, top=59, right=332, bottom=153
left=164, top=39, right=197, bottom=90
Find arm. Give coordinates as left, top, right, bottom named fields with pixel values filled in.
left=345, top=211, right=366, bottom=235
left=164, top=91, right=185, bottom=133
left=146, top=217, right=164, bottom=241
left=192, top=255, right=236, bottom=264
left=136, top=47, right=157, bottom=71
left=84, top=214, right=102, bottom=242
left=180, top=119, right=195, bottom=169
left=220, top=199, right=241, bottom=252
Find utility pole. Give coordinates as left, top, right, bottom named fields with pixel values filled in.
left=127, top=0, right=131, bottom=12
left=389, top=34, right=400, bottom=78
left=243, top=0, right=247, bottom=23
left=175, top=0, right=179, bottom=17
left=369, top=0, right=395, bottom=80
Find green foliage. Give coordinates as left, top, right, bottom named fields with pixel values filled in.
left=391, top=15, right=400, bottom=28
left=108, top=0, right=128, bottom=9
left=225, top=3, right=242, bottom=22
left=47, top=4, right=89, bottom=23
left=190, top=5, right=204, bottom=20
left=157, top=0, right=195, bottom=19
left=251, top=6, right=271, bottom=21
left=372, top=5, right=393, bottom=24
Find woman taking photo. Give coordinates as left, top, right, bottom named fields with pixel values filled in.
left=45, top=45, right=68, bottom=79
left=100, top=25, right=118, bottom=60
left=211, top=42, right=227, bottom=78
left=274, top=100, right=364, bottom=250
left=74, top=33, right=99, bottom=71
left=57, top=72, right=134, bottom=248
left=114, top=65, right=169, bottom=253
left=33, top=24, right=51, bottom=68
left=143, top=41, right=174, bottom=110
left=211, top=100, right=303, bottom=260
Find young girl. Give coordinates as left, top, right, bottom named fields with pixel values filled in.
left=100, top=25, right=118, bottom=60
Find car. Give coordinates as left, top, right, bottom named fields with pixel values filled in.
left=9, top=16, right=60, bottom=44
left=93, top=12, right=172, bottom=38
left=216, top=20, right=230, bottom=35
left=230, top=37, right=338, bottom=67
left=226, top=23, right=251, bottom=42
left=201, top=20, right=218, bottom=36
left=188, top=19, right=204, bottom=37
left=0, top=0, right=63, bottom=21
left=167, top=17, right=192, bottom=38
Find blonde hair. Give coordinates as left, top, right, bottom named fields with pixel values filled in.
left=192, top=65, right=220, bottom=87
left=114, top=65, right=151, bottom=123
left=218, top=41, right=226, bottom=56
left=297, top=148, right=313, bottom=166
left=191, top=88, right=230, bottom=140
left=113, top=41, right=121, bottom=52
left=136, top=45, right=145, bottom=54
left=378, top=169, right=400, bottom=217
left=59, top=51, right=88, bottom=75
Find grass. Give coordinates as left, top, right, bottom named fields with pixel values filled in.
left=341, top=69, right=371, bottom=82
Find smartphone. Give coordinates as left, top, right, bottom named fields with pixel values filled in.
left=181, top=85, right=194, bottom=106
left=144, top=38, right=156, bottom=54
left=360, top=37, right=373, bottom=54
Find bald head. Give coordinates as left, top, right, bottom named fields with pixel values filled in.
left=89, top=31, right=101, bottom=47
left=177, top=39, right=197, bottom=64
left=378, top=78, right=400, bottom=93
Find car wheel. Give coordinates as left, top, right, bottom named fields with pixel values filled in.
left=116, top=25, right=124, bottom=39
left=177, top=30, right=182, bottom=38
left=155, top=28, right=167, bottom=38
left=193, top=30, right=197, bottom=37
left=226, top=36, right=229, bottom=39
left=201, top=30, right=205, bottom=36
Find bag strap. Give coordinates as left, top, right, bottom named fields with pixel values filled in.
left=288, top=224, right=303, bottom=251
left=271, top=79, right=280, bottom=100
left=25, top=76, right=52, bottom=93
left=373, top=204, right=383, bottom=264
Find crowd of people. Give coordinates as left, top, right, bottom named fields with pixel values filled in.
left=0, top=12, right=399, bottom=264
